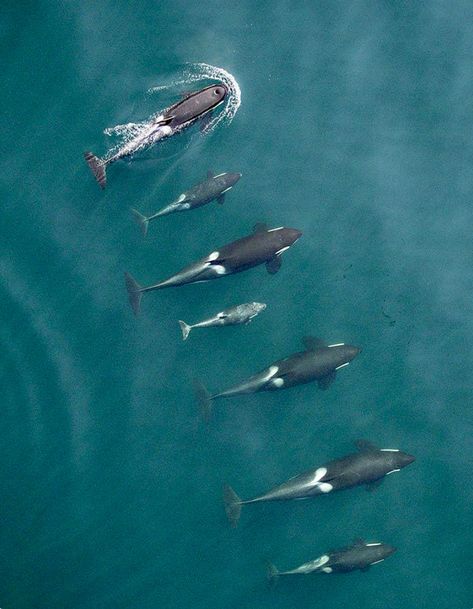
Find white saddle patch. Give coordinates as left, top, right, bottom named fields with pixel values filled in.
left=272, top=377, right=284, bottom=388
left=267, top=365, right=279, bottom=378
left=313, top=555, right=330, bottom=568
left=318, top=482, right=333, bottom=493
left=335, top=362, right=350, bottom=370
left=208, top=251, right=220, bottom=261
left=322, top=567, right=333, bottom=573
left=177, top=193, right=186, bottom=203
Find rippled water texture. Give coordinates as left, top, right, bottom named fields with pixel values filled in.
left=2, top=2, right=473, bottom=608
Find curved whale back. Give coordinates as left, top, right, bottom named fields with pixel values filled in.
left=165, top=84, right=227, bottom=127
left=217, top=227, right=302, bottom=273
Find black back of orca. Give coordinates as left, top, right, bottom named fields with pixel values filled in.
left=216, top=227, right=301, bottom=274
left=318, top=451, right=402, bottom=491
left=328, top=542, right=395, bottom=573
left=269, top=345, right=359, bottom=388
left=187, top=173, right=240, bottom=207
left=165, top=84, right=227, bottom=127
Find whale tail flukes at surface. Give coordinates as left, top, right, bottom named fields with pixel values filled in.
left=131, top=208, right=150, bottom=237
left=84, top=152, right=107, bottom=189
left=223, top=484, right=242, bottom=527
left=194, top=379, right=213, bottom=421
left=178, top=320, right=192, bottom=341
left=266, top=562, right=280, bottom=585
left=124, top=272, right=143, bottom=316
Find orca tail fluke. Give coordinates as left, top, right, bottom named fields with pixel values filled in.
left=223, top=484, right=242, bottom=527
left=266, top=561, right=280, bottom=585
left=84, top=152, right=106, bottom=189
left=194, top=379, right=212, bottom=421
left=124, top=272, right=143, bottom=316
left=131, top=208, right=150, bottom=237
left=178, top=320, right=192, bottom=341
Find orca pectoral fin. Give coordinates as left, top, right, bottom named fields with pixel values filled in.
left=253, top=222, right=269, bottom=233
left=266, top=256, right=281, bottom=275
left=216, top=193, right=225, bottom=205
left=355, top=439, right=380, bottom=452
left=317, top=370, right=336, bottom=390
left=366, top=479, right=383, bottom=492
left=302, top=336, right=327, bottom=350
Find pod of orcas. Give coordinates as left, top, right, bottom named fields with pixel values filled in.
left=85, top=81, right=416, bottom=587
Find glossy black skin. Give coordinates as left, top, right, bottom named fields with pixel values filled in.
left=326, top=542, right=396, bottom=573
left=183, top=172, right=241, bottom=208
left=164, top=84, right=227, bottom=128
left=244, top=447, right=415, bottom=504
left=214, top=227, right=301, bottom=274
left=142, top=227, right=302, bottom=291
left=267, top=345, right=360, bottom=389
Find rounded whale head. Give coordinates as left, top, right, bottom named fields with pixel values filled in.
left=224, top=172, right=242, bottom=187
left=395, top=451, right=416, bottom=468
left=275, top=227, right=303, bottom=246
left=339, top=344, right=361, bottom=362
left=204, top=83, right=228, bottom=107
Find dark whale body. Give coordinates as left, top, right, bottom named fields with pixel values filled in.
left=84, top=84, right=228, bottom=189
left=267, top=538, right=396, bottom=581
left=125, top=224, right=301, bottom=315
left=224, top=440, right=415, bottom=526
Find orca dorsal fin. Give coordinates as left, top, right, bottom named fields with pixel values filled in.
left=303, top=336, right=326, bottom=350
left=253, top=222, right=269, bottom=233
left=207, top=170, right=215, bottom=179
left=355, top=439, right=379, bottom=452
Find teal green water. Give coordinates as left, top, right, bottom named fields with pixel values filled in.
left=2, top=2, right=473, bottom=607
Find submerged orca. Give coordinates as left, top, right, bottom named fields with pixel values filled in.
left=125, top=224, right=301, bottom=315
left=84, top=84, right=228, bottom=188
left=267, top=538, right=396, bottom=581
left=196, top=336, right=360, bottom=420
left=223, top=440, right=415, bottom=526
left=132, top=170, right=242, bottom=236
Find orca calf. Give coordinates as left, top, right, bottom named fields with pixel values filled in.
left=179, top=302, right=266, bottom=341
left=84, top=84, right=227, bottom=188
left=223, top=440, right=415, bottom=526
